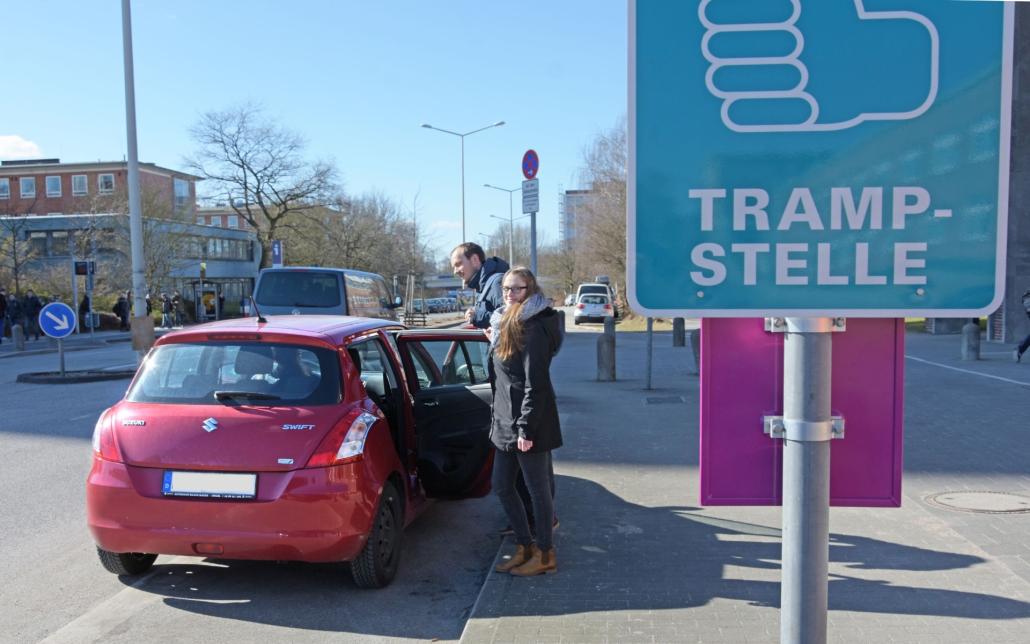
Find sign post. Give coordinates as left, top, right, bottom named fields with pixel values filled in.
left=271, top=239, right=284, bottom=268
left=522, top=150, right=540, bottom=274
left=631, top=2, right=1013, bottom=642
left=39, top=302, right=76, bottom=377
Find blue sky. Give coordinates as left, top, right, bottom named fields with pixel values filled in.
left=2, top=0, right=627, bottom=260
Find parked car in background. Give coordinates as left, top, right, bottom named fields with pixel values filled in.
left=576, top=282, right=619, bottom=318
left=251, top=267, right=402, bottom=320
left=563, top=294, right=575, bottom=306
left=86, top=316, right=493, bottom=589
left=573, top=293, right=615, bottom=325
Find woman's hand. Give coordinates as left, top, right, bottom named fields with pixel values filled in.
left=517, top=437, right=533, bottom=452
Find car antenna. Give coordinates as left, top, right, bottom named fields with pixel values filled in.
left=249, top=296, right=267, bottom=323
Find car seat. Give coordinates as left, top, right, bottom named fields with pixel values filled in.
left=233, top=345, right=275, bottom=391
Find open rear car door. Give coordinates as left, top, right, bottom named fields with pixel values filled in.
left=392, top=329, right=493, bottom=498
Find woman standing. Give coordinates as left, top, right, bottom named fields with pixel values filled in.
left=489, top=267, right=563, bottom=576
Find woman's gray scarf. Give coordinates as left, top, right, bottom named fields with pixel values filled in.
left=489, top=293, right=549, bottom=350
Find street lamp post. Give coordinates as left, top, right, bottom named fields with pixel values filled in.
left=421, top=121, right=505, bottom=244
left=484, top=183, right=524, bottom=266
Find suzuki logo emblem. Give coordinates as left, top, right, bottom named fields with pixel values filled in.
left=202, top=418, right=219, bottom=433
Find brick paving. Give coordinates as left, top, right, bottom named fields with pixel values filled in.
left=462, top=326, right=1030, bottom=643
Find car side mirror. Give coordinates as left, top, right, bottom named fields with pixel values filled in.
left=391, top=296, right=403, bottom=309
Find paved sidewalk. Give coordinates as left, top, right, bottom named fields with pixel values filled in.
left=462, top=327, right=1030, bottom=643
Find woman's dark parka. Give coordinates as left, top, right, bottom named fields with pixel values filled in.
left=489, top=304, right=563, bottom=453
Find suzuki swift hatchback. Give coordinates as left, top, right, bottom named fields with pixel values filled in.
left=87, top=315, right=493, bottom=588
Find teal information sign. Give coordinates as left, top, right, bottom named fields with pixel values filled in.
left=629, top=1, right=1013, bottom=317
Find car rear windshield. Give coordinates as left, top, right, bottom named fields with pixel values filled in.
left=579, top=285, right=608, bottom=296
left=580, top=295, right=608, bottom=304
left=256, top=271, right=341, bottom=307
left=127, top=342, right=342, bottom=406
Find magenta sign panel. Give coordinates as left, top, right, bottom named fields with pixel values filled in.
left=699, top=318, right=904, bottom=507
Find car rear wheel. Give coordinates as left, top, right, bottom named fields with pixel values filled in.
left=96, top=547, right=157, bottom=576
left=351, top=481, right=403, bottom=589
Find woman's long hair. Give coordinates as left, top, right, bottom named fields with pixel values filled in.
left=495, top=267, right=542, bottom=362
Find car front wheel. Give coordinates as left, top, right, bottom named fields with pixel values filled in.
left=96, top=547, right=157, bottom=576
left=351, top=481, right=403, bottom=589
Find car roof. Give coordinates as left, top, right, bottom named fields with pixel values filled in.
left=154, top=315, right=401, bottom=347
left=257, top=266, right=384, bottom=279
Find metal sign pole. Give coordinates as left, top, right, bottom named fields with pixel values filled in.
left=780, top=317, right=834, bottom=644
left=58, top=339, right=66, bottom=377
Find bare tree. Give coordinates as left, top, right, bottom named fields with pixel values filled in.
left=186, top=104, right=339, bottom=267
left=0, top=215, right=39, bottom=294
left=577, top=117, right=628, bottom=306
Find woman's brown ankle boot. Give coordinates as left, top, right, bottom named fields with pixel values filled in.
left=494, top=544, right=532, bottom=573
left=510, top=546, right=557, bottom=576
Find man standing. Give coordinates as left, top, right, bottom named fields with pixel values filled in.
left=22, top=289, right=43, bottom=341
left=450, top=242, right=509, bottom=330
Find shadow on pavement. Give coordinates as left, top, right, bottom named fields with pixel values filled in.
left=472, top=476, right=1030, bottom=621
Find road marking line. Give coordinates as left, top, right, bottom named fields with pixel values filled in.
left=905, top=355, right=1030, bottom=387
left=41, top=556, right=192, bottom=644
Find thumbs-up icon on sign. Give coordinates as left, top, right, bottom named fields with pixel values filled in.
left=699, top=0, right=939, bottom=133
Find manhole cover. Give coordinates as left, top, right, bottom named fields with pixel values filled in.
left=924, top=491, right=1030, bottom=514
left=644, top=396, right=685, bottom=405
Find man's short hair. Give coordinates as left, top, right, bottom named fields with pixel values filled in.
left=451, top=242, right=485, bottom=264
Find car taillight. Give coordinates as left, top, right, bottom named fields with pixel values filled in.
left=577, top=304, right=585, bottom=309
left=603, top=304, right=612, bottom=310
left=91, top=410, right=123, bottom=462
left=306, top=408, right=379, bottom=467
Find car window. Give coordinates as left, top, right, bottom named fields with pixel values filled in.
left=580, top=295, right=607, bottom=304
left=256, top=271, right=341, bottom=307
left=128, top=342, right=341, bottom=405
left=409, top=339, right=473, bottom=388
left=347, top=338, right=399, bottom=405
left=579, top=285, right=608, bottom=296
left=464, top=341, right=490, bottom=384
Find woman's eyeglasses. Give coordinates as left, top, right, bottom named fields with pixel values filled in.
left=502, top=286, right=528, bottom=293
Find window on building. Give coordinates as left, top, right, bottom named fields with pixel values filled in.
left=210, top=215, right=222, bottom=228
left=20, top=177, right=36, bottom=199
left=51, top=231, right=69, bottom=256
left=47, top=212, right=62, bottom=217
left=29, top=231, right=47, bottom=255
left=196, top=217, right=205, bottom=226
left=0, top=178, right=9, bottom=199
left=45, top=176, right=62, bottom=197
left=173, top=178, right=190, bottom=210
left=72, top=175, right=88, bottom=196
left=227, top=215, right=239, bottom=229
left=98, top=174, right=115, bottom=194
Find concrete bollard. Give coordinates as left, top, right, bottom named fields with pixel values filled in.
left=672, top=318, right=685, bottom=347
left=689, top=328, right=701, bottom=374
left=597, top=317, right=616, bottom=381
left=12, top=324, right=25, bottom=351
left=961, top=319, right=981, bottom=361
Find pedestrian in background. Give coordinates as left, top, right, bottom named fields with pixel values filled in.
left=172, top=291, right=184, bottom=326
left=1015, top=289, right=1030, bottom=363
left=22, top=289, right=43, bottom=341
left=7, top=292, right=24, bottom=335
left=489, top=267, right=563, bottom=577
left=114, top=293, right=130, bottom=331
left=160, top=293, right=173, bottom=328
left=0, top=287, right=7, bottom=344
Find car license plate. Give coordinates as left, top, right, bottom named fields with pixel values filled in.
left=162, top=471, right=257, bottom=499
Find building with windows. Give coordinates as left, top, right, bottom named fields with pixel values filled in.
left=0, top=158, right=199, bottom=220
left=195, top=205, right=249, bottom=230
left=560, top=189, right=593, bottom=248
left=0, top=159, right=261, bottom=321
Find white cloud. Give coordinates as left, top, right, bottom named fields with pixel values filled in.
left=0, top=135, right=42, bottom=160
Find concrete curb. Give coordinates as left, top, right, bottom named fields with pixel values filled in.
left=16, top=369, right=136, bottom=384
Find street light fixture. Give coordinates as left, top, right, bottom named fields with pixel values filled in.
left=421, top=120, right=506, bottom=244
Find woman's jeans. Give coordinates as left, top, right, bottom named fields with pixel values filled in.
left=493, top=449, right=556, bottom=551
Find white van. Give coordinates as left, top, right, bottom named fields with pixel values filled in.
left=251, top=267, right=402, bottom=320
left=576, top=282, right=618, bottom=317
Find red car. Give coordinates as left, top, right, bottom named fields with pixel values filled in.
left=87, top=315, right=493, bottom=588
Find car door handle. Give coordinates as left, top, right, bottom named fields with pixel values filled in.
left=422, top=400, right=440, bottom=407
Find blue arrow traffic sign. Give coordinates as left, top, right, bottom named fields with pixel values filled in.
left=629, top=1, right=1013, bottom=317
left=39, top=302, right=76, bottom=339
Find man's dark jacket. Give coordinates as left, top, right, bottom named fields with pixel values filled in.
left=489, top=307, right=564, bottom=453
left=467, top=256, right=509, bottom=329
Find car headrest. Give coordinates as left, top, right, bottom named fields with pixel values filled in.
left=235, top=345, right=274, bottom=377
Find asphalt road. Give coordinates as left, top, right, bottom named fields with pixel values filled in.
left=0, top=342, right=503, bottom=644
